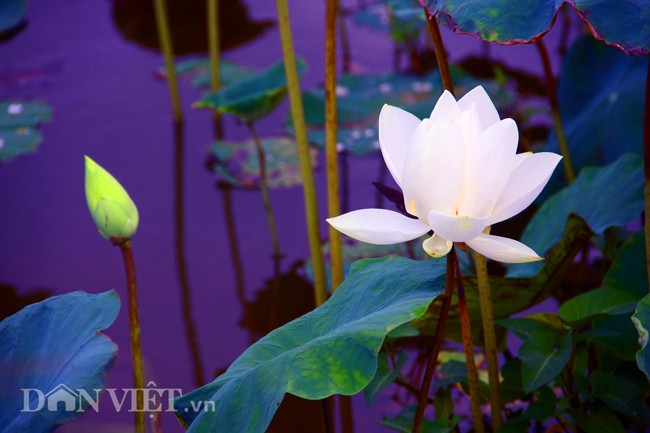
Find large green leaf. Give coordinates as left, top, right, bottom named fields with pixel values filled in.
left=208, top=137, right=315, bottom=189
left=547, top=37, right=648, bottom=170
left=363, top=352, right=408, bottom=405
left=175, top=256, right=445, bottom=433
left=195, top=58, right=306, bottom=120
left=420, top=1, right=650, bottom=55
left=558, top=288, right=639, bottom=326
left=0, top=291, right=120, bottom=433
left=632, top=293, right=650, bottom=378
left=510, top=154, right=643, bottom=278
left=603, top=230, right=648, bottom=297
left=589, top=369, right=644, bottom=418
left=0, top=100, right=52, bottom=163
left=567, top=404, right=625, bottom=433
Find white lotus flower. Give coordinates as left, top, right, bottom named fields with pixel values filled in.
left=327, top=86, right=562, bottom=263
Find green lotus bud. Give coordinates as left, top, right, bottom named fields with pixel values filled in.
left=85, top=155, right=139, bottom=243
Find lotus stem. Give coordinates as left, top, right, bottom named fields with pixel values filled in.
left=275, top=0, right=328, bottom=306
left=246, top=121, right=282, bottom=264
left=153, top=0, right=183, bottom=123
left=219, top=183, right=247, bottom=306
left=453, top=250, right=485, bottom=433
left=474, top=249, right=503, bottom=430
left=644, top=60, right=650, bottom=293
left=537, top=39, right=576, bottom=183
left=174, top=122, right=205, bottom=387
left=412, top=252, right=455, bottom=433
left=326, top=0, right=344, bottom=293
left=338, top=6, right=351, bottom=74
left=118, top=240, right=145, bottom=433
left=207, top=0, right=224, bottom=139
left=423, top=10, right=454, bottom=95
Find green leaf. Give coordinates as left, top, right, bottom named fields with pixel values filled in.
left=157, top=58, right=255, bottom=89
left=195, top=58, right=306, bottom=120
left=632, top=293, right=650, bottom=378
left=558, top=288, right=639, bottom=326
left=175, top=256, right=446, bottom=433
left=497, top=314, right=568, bottom=340
left=519, top=330, right=572, bottom=393
left=603, top=230, right=648, bottom=298
left=523, top=386, right=556, bottom=421
left=0, top=128, right=42, bottom=163
left=549, top=37, right=648, bottom=170
left=592, top=314, right=640, bottom=362
left=381, top=406, right=459, bottom=433
left=0, top=291, right=120, bottom=433
left=500, top=358, right=525, bottom=403
left=209, top=137, right=315, bottom=189
left=386, top=323, right=419, bottom=339
left=364, top=352, right=407, bottom=405
left=589, top=369, right=644, bottom=418
left=510, top=154, right=643, bottom=277
left=497, top=418, right=531, bottom=433
left=567, top=404, right=625, bottom=433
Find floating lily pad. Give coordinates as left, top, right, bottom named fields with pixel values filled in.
left=175, top=256, right=445, bottom=433
left=156, top=58, right=255, bottom=89
left=0, top=100, right=51, bottom=163
left=420, top=0, right=650, bottom=55
left=208, top=137, right=317, bottom=189
left=548, top=37, right=648, bottom=169
left=354, top=0, right=425, bottom=43
left=0, top=290, right=119, bottom=433
left=195, top=58, right=306, bottom=120
left=0, top=0, right=25, bottom=34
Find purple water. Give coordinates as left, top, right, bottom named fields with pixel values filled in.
left=0, top=0, right=577, bottom=431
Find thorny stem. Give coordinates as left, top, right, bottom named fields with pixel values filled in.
left=537, top=39, right=576, bottom=183
left=412, top=252, right=455, bottom=433
left=474, top=249, right=503, bottom=430
left=207, top=0, right=224, bottom=139
left=153, top=0, right=183, bottom=122
left=423, top=9, right=454, bottom=95
left=275, top=0, right=328, bottom=307
left=246, top=121, right=282, bottom=264
left=643, top=62, right=650, bottom=287
left=326, top=0, right=344, bottom=292
left=118, top=240, right=146, bottom=433
left=453, top=250, right=485, bottom=433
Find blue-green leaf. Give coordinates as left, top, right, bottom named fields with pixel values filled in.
left=157, top=58, right=255, bottom=89
left=558, top=288, right=640, bottom=326
left=0, top=291, right=120, bottom=433
left=548, top=37, right=648, bottom=169
left=567, top=404, right=625, bottom=433
left=381, top=405, right=459, bottom=433
left=0, top=100, right=52, bottom=163
left=420, top=1, right=650, bottom=55
left=510, top=154, right=643, bottom=277
left=175, top=256, right=445, bottom=433
left=364, top=352, right=408, bottom=405
left=195, top=58, right=306, bottom=120
left=519, top=330, right=572, bottom=393
left=603, top=230, right=648, bottom=298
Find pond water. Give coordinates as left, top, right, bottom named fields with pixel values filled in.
left=0, top=0, right=576, bottom=431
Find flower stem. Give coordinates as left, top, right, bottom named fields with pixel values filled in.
left=644, top=60, right=650, bottom=293
left=174, top=121, right=205, bottom=387
left=536, top=39, right=576, bottom=183
left=275, top=0, right=328, bottom=306
left=246, top=121, right=282, bottom=264
left=412, top=253, right=455, bottom=433
left=453, top=250, right=485, bottom=433
left=326, top=0, right=344, bottom=292
left=474, top=250, right=503, bottom=430
left=118, top=240, right=145, bottom=433
left=207, top=0, right=224, bottom=139
left=338, top=6, right=351, bottom=74
left=423, top=10, right=454, bottom=95
left=153, top=0, right=183, bottom=123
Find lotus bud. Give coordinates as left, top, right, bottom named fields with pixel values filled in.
left=84, top=156, right=139, bottom=243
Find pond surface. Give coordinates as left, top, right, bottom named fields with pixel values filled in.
left=0, top=0, right=575, bottom=431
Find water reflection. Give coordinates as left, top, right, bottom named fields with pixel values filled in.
left=173, top=120, right=205, bottom=387
left=111, top=0, right=273, bottom=54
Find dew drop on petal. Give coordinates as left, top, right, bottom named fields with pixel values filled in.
left=8, top=103, right=23, bottom=115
